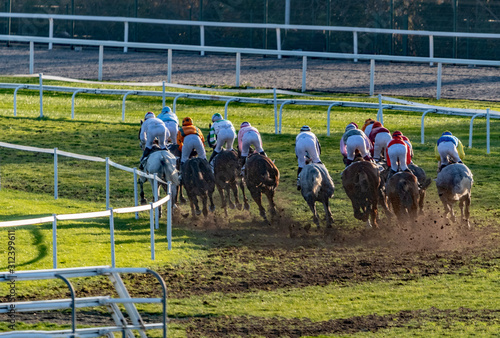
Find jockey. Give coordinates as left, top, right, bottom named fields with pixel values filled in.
left=401, top=133, right=414, bottom=161
left=435, top=131, right=465, bottom=171
left=177, top=117, right=206, bottom=166
left=238, top=121, right=266, bottom=176
left=340, top=122, right=373, bottom=166
left=139, top=111, right=169, bottom=162
left=157, top=106, right=179, bottom=145
left=295, top=125, right=322, bottom=190
left=361, top=118, right=376, bottom=137
left=385, top=130, right=412, bottom=179
left=207, top=113, right=236, bottom=166
left=368, top=121, right=391, bottom=162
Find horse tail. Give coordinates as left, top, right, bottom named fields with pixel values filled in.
left=310, top=167, right=322, bottom=197
left=398, top=179, right=414, bottom=207
left=160, top=156, right=179, bottom=186
left=355, top=171, right=369, bottom=192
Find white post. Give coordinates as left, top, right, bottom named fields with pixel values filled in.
left=273, top=88, right=278, bottom=134
left=39, top=73, right=43, bottom=118
left=150, top=202, right=155, bottom=260
left=98, top=45, right=104, bottom=81
left=123, top=22, right=129, bottom=53
left=106, top=157, right=110, bottom=210
left=421, top=110, right=434, bottom=144
left=429, top=35, right=434, bottom=66
left=276, top=28, right=282, bottom=59
left=133, top=168, right=139, bottom=219
left=301, top=56, right=307, bottom=93
left=236, top=52, right=241, bottom=87
left=71, top=89, right=85, bottom=119
left=200, top=25, right=205, bottom=56
left=326, top=103, right=341, bottom=136
left=109, top=210, right=115, bottom=268
left=468, top=113, right=483, bottom=148
left=224, top=98, right=238, bottom=119
left=29, top=41, right=34, bottom=74
left=353, top=32, right=358, bottom=62
left=167, top=49, right=172, bottom=83
left=162, top=81, right=166, bottom=107
left=13, top=85, right=26, bottom=117
left=167, top=182, right=172, bottom=251
left=52, top=215, right=57, bottom=269
left=173, top=94, right=187, bottom=113
left=377, top=94, right=383, bottom=125
left=487, top=108, right=490, bottom=154
left=48, top=18, right=54, bottom=50
left=153, top=174, right=159, bottom=230
left=54, top=148, right=58, bottom=200
left=122, top=91, right=135, bottom=121
left=369, top=60, right=375, bottom=96
left=285, top=0, right=290, bottom=25
left=436, top=63, right=442, bottom=100
left=279, top=100, right=293, bottom=134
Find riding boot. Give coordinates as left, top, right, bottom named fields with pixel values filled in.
left=141, top=147, right=153, bottom=162
left=259, top=151, right=267, bottom=157
left=208, top=150, right=219, bottom=166
left=240, top=156, right=247, bottom=176
left=345, top=158, right=353, bottom=167
left=363, top=154, right=374, bottom=163
left=438, top=164, right=447, bottom=172
left=387, top=169, right=397, bottom=181
left=297, top=167, right=303, bottom=191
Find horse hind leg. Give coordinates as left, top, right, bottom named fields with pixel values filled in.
left=216, top=184, right=228, bottom=216
left=323, top=200, right=334, bottom=228
left=265, top=190, right=277, bottom=217
left=240, top=179, right=250, bottom=210
left=460, top=194, right=471, bottom=229
left=230, top=182, right=241, bottom=210
left=139, top=177, right=147, bottom=205
left=307, top=199, right=320, bottom=228
left=250, top=190, right=268, bottom=222
left=226, top=185, right=236, bottom=210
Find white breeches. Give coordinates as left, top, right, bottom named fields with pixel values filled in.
left=164, top=121, right=178, bottom=144
left=387, top=143, right=408, bottom=171
left=346, top=135, right=369, bottom=161
left=181, top=134, right=206, bottom=163
left=215, top=128, right=236, bottom=152
left=241, top=131, right=264, bottom=156
left=373, top=132, right=392, bottom=160
left=145, top=124, right=169, bottom=149
left=437, top=141, right=461, bottom=165
left=295, top=137, right=321, bottom=168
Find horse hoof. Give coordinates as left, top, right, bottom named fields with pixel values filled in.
left=195, top=210, right=202, bottom=216
left=209, top=205, right=216, bottom=212
left=180, top=197, right=187, bottom=204
left=244, top=203, right=250, bottom=211
left=229, top=203, right=235, bottom=209
left=140, top=199, right=148, bottom=205
left=236, top=203, right=243, bottom=210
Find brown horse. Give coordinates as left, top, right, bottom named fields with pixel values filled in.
left=182, top=157, right=216, bottom=217
left=385, top=171, right=420, bottom=225
left=342, top=160, right=382, bottom=228
left=213, top=149, right=249, bottom=215
left=244, top=153, right=280, bottom=223
left=408, top=163, right=432, bottom=215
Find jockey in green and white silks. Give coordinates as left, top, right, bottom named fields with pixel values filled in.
left=140, top=112, right=169, bottom=161
left=295, top=125, right=322, bottom=190
left=207, top=113, right=236, bottom=165
left=157, top=106, right=179, bottom=145
left=340, top=122, right=373, bottom=166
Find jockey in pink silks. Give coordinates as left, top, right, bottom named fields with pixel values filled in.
left=368, top=121, right=392, bottom=162
left=157, top=106, right=179, bottom=145
left=139, top=112, right=169, bottom=161
left=295, top=125, right=322, bottom=190
left=340, top=122, right=373, bottom=167
left=238, top=122, right=266, bottom=175
left=385, top=130, right=412, bottom=180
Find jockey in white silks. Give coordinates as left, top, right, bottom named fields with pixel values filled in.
left=368, top=121, right=392, bottom=162
left=340, top=122, right=373, bottom=167
left=295, top=125, right=322, bottom=190
left=157, top=106, right=179, bottom=145
left=207, top=113, right=236, bottom=166
left=177, top=117, right=206, bottom=165
left=237, top=122, right=266, bottom=175
left=385, top=130, right=412, bottom=179
left=434, top=131, right=465, bottom=172
left=139, top=112, right=169, bottom=161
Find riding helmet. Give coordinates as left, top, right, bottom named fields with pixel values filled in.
left=161, top=106, right=172, bottom=114
left=212, top=113, right=223, bottom=122
left=182, top=117, right=193, bottom=126
left=240, top=122, right=251, bottom=128
left=345, top=123, right=357, bottom=132
left=392, top=130, right=403, bottom=138
left=442, top=131, right=452, bottom=136
left=372, top=121, right=382, bottom=128
left=144, top=112, right=155, bottom=120
left=300, top=125, right=311, bottom=132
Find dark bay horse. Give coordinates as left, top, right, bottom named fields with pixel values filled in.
left=385, top=171, right=420, bottom=225
left=244, top=153, right=280, bottom=223
left=213, top=149, right=249, bottom=215
left=182, top=157, right=216, bottom=217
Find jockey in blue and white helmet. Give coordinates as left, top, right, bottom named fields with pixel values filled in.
left=295, top=125, right=322, bottom=190
left=139, top=111, right=169, bottom=162
left=435, top=131, right=465, bottom=171
left=207, top=113, right=236, bottom=167
left=157, top=106, right=179, bottom=145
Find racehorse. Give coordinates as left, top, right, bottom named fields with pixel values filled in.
left=435, top=163, right=473, bottom=228
left=213, top=149, right=249, bottom=216
left=385, top=171, right=420, bottom=225
left=342, top=159, right=383, bottom=228
left=298, top=163, right=335, bottom=228
left=182, top=157, right=216, bottom=217
left=138, top=149, right=180, bottom=218
left=244, top=153, right=280, bottom=223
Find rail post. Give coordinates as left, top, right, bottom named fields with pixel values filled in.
left=106, top=157, right=110, bottom=210
left=273, top=88, right=278, bottom=134
left=54, top=274, right=77, bottom=336
left=167, top=182, right=172, bottom=251
left=276, top=28, right=282, bottom=59
left=54, top=148, right=58, bottom=200
left=326, top=102, right=342, bottom=136
left=235, top=52, right=241, bottom=87
left=162, top=81, right=166, bottom=107
left=167, top=49, right=172, bottom=83
left=122, top=91, right=136, bottom=121
left=48, top=18, right=54, bottom=50
left=224, top=98, right=239, bottom=119
left=39, top=73, right=43, bottom=118
left=13, top=85, right=27, bottom=117
left=52, top=214, right=57, bottom=269
left=487, top=108, right=490, bottom=154
left=429, top=35, right=434, bottom=66
left=377, top=94, right=383, bottom=125
left=153, top=174, right=159, bottom=229
left=436, top=63, right=442, bottom=100
left=123, top=21, right=129, bottom=53
left=420, top=109, right=435, bottom=144
left=369, top=60, right=375, bottom=96
left=134, top=168, right=139, bottom=219
left=173, top=93, right=187, bottom=113
left=200, top=25, right=205, bottom=56
left=302, top=56, right=307, bottom=92
left=109, top=209, right=116, bottom=268
left=353, top=31, right=358, bottom=62
left=150, top=202, right=155, bottom=261
left=98, top=45, right=104, bottom=81
left=469, top=113, right=484, bottom=148
left=29, top=41, right=34, bottom=74
left=278, top=100, right=294, bottom=134
left=71, top=89, right=85, bottom=119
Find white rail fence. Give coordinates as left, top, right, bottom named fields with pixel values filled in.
left=0, top=13, right=499, bottom=97
left=0, top=266, right=168, bottom=338
left=0, top=141, right=174, bottom=269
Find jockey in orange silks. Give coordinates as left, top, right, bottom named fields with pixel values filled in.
left=177, top=117, right=206, bottom=165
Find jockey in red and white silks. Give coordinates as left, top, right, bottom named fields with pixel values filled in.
left=340, top=122, right=373, bottom=166
left=237, top=122, right=266, bottom=174
left=295, top=125, right=322, bottom=190
left=368, top=121, right=391, bottom=162
left=385, top=131, right=412, bottom=175
left=157, top=106, right=179, bottom=145
left=207, top=113, right=236, bottom=165
left=140, top=112, right=169, bottom=161
left=434, top=131, right=465, bottom=171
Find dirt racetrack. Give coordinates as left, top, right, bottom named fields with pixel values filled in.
left=0, top=46, right=499, bottom=102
